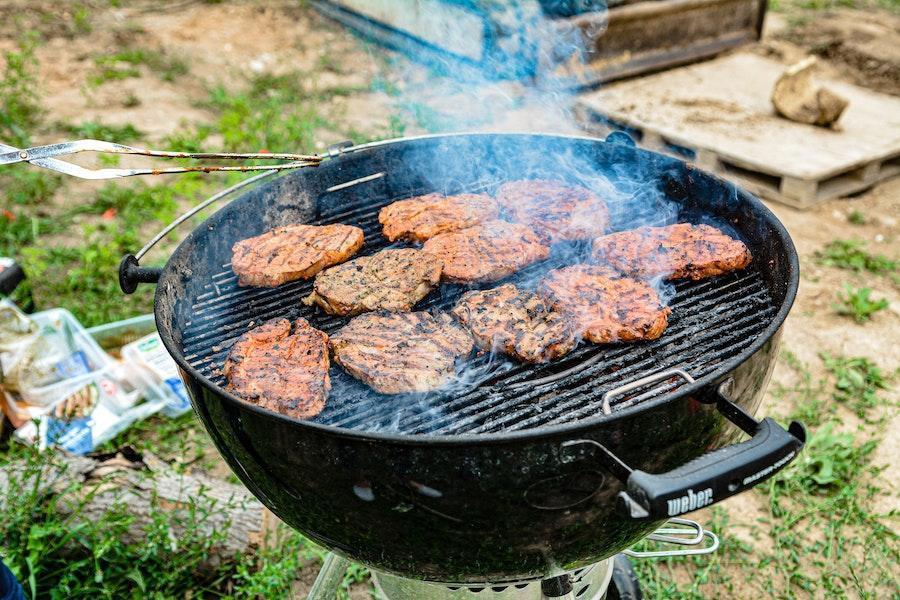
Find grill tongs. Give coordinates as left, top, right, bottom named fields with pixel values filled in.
left=0, top=139, right=322, bottom=179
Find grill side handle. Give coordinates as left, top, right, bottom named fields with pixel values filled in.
left=615, top=382, right=806, bottom=521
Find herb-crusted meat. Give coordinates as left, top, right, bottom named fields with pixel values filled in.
left=231, top=223, right=364, bottom=287
left=224, top=318, right=330, bottom=418
left=591, top=223, right=751, bottom=281
left=379, top=193, right=499, bottom=243
left=540, top=265, right=670, bottom=343
left=330, top=312, right=474, bottom=394
left=303, top=248, right=442, bottom=316
left=496, top=179, right=610, bottom=243
left=422, top=220, right=550, bottom=283
left=451, top=284, right=576, bottom=363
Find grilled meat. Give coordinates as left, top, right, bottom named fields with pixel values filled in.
left=379, top=193, right=499, bottom=243
left=224, top=318, right=330, bottom=418
left=422, top=220, right=550, bottom=283
left=591, top=223, right=752, bottom=281
left=496, top=179, right=610, bottom=243
left=330, top=311, right=474, bottom=394
left=451, top=284, right=576, bottom=363
left=303, top=248, right=442, bottom=316
left=231, top=223, right=364, bottom=287
left=540, top=265, right=670, bottom=343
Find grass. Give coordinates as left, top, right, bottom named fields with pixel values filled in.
left=57, top=120, right=143, bottom=144
left=833, top=284, right=889, bottom=323
left=821, top=354, right=892, bottom=419
left=0, top=34, right=43, bottom=146
left=90, top=48, right=189, bottom=87
left=816, top=240, right=898, bottom=275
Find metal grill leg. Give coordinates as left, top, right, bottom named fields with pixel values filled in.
left=307, top=553, right=350, bottom=600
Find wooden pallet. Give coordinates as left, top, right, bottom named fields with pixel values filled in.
left=575, top=53, right=900, bottom=208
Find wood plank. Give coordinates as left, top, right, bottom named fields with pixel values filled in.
left=576, top=53, right=900, bottom=206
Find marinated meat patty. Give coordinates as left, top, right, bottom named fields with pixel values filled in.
left=591, top=223, right=752, bottom=281
left=379, top=193, right=499, bottom=243
left=303, top=248, right=442, bottom=316
left=231, top=223, right=364, bottom=287
left=224, top=318, right=330, bottom=418
left=451, top=284, right=576, bottom=363
left=422, top=220, right=550, bottom=283
left=496, top=179, right=610, bottom=243
left=540, top=265, right=670, bottom=343
left=330, top=312, right=474, bottom=394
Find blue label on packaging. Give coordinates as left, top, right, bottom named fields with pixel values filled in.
left=164, top=377, right=190, bottom=411
left=53, top=350, right=91, bottom=379
left=46, top=416, right=94, bottom=455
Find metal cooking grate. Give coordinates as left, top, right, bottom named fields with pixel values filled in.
left=180, top=177, right=777, bottom=435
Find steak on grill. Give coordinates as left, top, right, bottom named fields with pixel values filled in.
left=224, top=318, right=330, bottom=418
left=303, top=248, right=443, bottom=316
left=231, top=223, right=364, bottom=287
left=330, top=312, right=474, bottom=394
left=496, top=179, right=610, bottom=243
left=591, top=223, right=752, bottom=281
left=379, top=193, right=499, bottom=243
left=451, top=284, right=577, bottom=363
left=540, top=265, right=670, bottom=343
left=422, top=220, right=550, bottom=283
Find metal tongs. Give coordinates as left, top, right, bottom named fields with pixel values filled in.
left=0, top=139, right=322, bottom=179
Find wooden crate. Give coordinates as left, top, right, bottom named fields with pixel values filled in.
left=576, top=53, right=900, bottom=208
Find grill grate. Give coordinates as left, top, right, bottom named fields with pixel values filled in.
left=180, top=177, right=777, bottom=435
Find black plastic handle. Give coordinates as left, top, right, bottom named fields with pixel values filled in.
left=119, top=254, right=162, bottom=294
left=617, top=417, right=806, bottom=520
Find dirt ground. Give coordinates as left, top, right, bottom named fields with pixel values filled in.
left=1, top=0, right=898, bottom=597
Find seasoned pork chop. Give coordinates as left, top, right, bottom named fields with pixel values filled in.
left=330, top=312, right=473, bottom=394
left=303, top=248, right=442, bottom=316
left=379, top=193, right=499, bottom=243
left=422, top=220, right=550, bottom=283
left=451, top=284, right=576, bottom=363
left=591, top=223, right=751, bottom=281
left=231, top=223, right=364, bottom=287
left=496, top=179, right=610, bottom=243
left=540, top=265, right=670, bottom=343
left=224, top=318, right=330, bottom=418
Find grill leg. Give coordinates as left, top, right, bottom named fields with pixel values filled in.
left=306, top=553, right=350, bottom=600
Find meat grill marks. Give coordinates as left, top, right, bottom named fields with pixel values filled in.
left=540, top=265, right=670, bottom=343
left=379, top=192, right=499, bottom=243
left=330, top=312, right=474, bottom=395
left=451, top=284, right=576, bottom=363
left=303, top=248, right=442, bottom=316
left=231, top=223, right=364, bottom=287
left=224, top=318, right=330, bottom=419
left=591, top=223, right=752, bottom=281
left=422, top=220, right=550, bottom=284
left=496, top=179, right=610, bottom=243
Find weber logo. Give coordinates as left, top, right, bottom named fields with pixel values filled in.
left=666, top=487, right=713, bottom=516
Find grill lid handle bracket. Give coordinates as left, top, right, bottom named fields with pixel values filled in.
left=616, top=381, right=806, bottom=521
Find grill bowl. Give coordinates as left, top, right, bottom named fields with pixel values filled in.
left=150, top=133, right=799, bottom=581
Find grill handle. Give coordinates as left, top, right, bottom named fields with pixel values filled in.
left=616, top=384, right=806, bottom=520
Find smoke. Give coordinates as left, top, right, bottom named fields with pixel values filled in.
left=311, top=1, right=739, bottom=432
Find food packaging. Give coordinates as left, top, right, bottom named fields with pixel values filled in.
left=121, top=333, right=192, bottom=417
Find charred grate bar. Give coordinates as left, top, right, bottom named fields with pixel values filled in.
left=180, top=178, right=777, bottom=435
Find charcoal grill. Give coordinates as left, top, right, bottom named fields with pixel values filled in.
left=117, top=132, right=806, bottom=583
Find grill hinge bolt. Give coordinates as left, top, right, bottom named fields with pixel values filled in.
left=19, top=150, right=28, bottom=159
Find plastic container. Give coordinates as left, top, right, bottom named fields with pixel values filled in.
left=121, top=333, right=192, bottom=417
left=86, top=314, right=156, bottom=359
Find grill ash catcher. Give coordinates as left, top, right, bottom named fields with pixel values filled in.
left=5, top=132, right=807, bottom=596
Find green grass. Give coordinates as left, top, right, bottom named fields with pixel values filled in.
left=0, top=34, right=43, bottom=146
left=816, top=240, right=898, bottom=275
left=847, top=210, right=867, bottom=225
left=833, top=284, right=889, bottom=323
left=90, top=49, right=189, bottom=86
left=57, top=120, right=143, bottom=144
left=821, top=354, right=892, bottom=419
